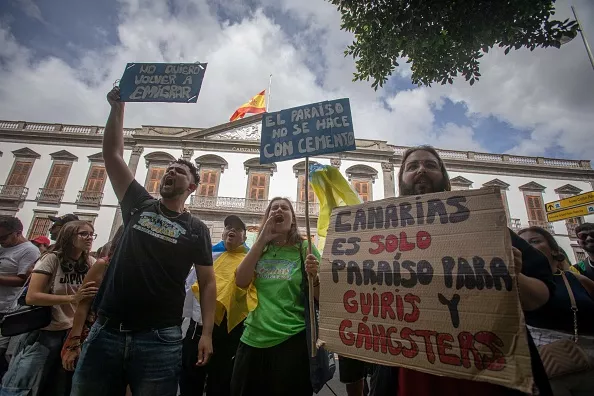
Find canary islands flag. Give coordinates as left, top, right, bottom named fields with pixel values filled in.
left=309, top=163, right=362, bottom=253
left=230, top=90, right=266, bottom=122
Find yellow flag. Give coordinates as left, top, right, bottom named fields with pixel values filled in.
left=309, top=164, right=362, bottom=253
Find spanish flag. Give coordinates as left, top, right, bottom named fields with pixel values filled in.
left=229, top=90, right=266, bottom=122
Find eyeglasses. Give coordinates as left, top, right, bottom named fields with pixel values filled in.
left=0, top=232, right=14, bottom=243
left=577, top=231, right=594, bottom=241
left=78, top=232, right=97, bottom=240
left=224, top=226, right=244, bottom=233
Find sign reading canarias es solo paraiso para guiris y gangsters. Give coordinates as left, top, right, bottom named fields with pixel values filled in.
left=318, top=188, right=533, bottom=393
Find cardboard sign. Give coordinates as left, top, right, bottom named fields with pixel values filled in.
left=119, top=62, right=207, bottom=103
left=318, top=188, right=533, bottom=393
left=259, top=98, right=355, bottom=164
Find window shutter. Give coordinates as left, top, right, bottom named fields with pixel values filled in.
left=7, top=161, right=32, bottom=186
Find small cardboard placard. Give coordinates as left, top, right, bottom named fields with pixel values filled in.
left=119, top=62, right=207, bottom=103
left=318, top=188, right=533, bottom=393
left=259, top=98, right=355, bottom=164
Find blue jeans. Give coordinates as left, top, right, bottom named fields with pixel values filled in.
left=0, top=329, right=69, bottom=396
left=71, top=321, right=183, bottom=396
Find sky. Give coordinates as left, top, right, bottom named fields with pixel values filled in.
left=0, top=0, right=593, bottom=161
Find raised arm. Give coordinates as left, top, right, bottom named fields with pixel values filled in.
left=103, top=87, right=134, bottom=201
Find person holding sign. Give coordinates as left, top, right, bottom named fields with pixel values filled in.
left=519, top=226, right=594, bottom=395
left=231, top=198, right=331, bottom=395
left=71, top=87, right=216, bottom=396
left=369, top=146, right=555, bottom=396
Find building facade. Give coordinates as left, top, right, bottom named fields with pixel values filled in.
left=1, top=116, right=593, bottom=262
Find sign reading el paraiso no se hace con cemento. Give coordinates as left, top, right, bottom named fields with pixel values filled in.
left=259, top=98, right=355, bottom=164
left=118, top=62, right=208, bottom=103
left=318, top=188, right=533, bottom=393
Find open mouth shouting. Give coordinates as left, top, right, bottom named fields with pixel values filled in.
left=163, top=176, right=175, bottom=188
left=274, top=214, right=284, bottom=224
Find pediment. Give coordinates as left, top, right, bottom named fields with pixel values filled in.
left=87, top=152, right=104, bottom=162
left=483, top=178, right=510, bottom=189
left=519, top=181, right=546, bottom=192
left=140, top=125, right=203, bottom=136
left=144, top=151, right=176, bottom=167
left=195, top=154, right=228, bottom=172
left=50, top=150, right=78, bottom=161
left=182, top=114, right=264, bottom=141
left=345, top=164, right=378, bottom=180
left=244, top=157, right=277, bottom=175
left=12, top=147, right=40, bottom=159
left=450, top=176, right=473, bottom=187
left=554, top=184, right=582, bottom=195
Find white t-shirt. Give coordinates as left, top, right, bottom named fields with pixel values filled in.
left=33, top=253, right=95, bottom=331
left=0, top=242, right=40, bottom=312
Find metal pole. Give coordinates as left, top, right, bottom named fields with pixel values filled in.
left=266, top=74, right=272, bottom=112
left=572, top=5, right=594, bottom=71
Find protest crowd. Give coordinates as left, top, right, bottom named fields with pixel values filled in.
left=0, top=86, right=593, bottom=396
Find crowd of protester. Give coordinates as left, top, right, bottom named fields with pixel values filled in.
left=0, top=87, right=592, bottom=396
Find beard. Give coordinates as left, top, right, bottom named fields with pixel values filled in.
left=580, top=242, right=594, bottom=255
left=399, top=177, right=448, bottom=196
left=160, top=184, right=185, bottom=198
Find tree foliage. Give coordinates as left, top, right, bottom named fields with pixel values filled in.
left=329, top=0, right=578, bottom=89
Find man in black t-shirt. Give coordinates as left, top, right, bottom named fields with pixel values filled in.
left=71, top=87, right=216, bottom=396
left=571, top=223, right=594, bottom=281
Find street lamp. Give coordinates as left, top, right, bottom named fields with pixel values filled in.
left=560, top=5, right=594, bottom=70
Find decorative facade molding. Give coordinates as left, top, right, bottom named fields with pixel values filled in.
left=554, top=184, right=583, bottom=195
left=243, top=157, right=277, bottom=175
left=205, top=122, right=261, bottom=141
left=49, top=150, right=78, bottom=162
left=450, top=176, right=473, bottom=187
left=381, top=162, right=393, bottom=172
left=182, top=148, right=194, bottom=160
left=345, top=164, right=378, bottom=182
left=195, top=154, right=228, bottom=172
left=483, top=178, right=510, bottom=190
left=518, top=181, right=546, bottom=192
left=132, top=146, right=145, bottom=155
left=87, top=152, right=104, bottom=162
left=1, top=118, right=593, bottom=183
left=144, top=151, right=176, bottom=168
left=12, top=147, right=40, bottom=159
left=330, top=158, right=341, bottom=169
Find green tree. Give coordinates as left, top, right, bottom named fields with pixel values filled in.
left=329, top=0, right=578, bottom=88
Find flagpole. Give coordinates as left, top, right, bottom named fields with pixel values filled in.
left=266, top=74, right=272, bottom=112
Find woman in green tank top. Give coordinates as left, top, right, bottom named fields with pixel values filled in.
left=232, top=197, right=321, bottom=396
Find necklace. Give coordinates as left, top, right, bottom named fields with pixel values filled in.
left=270, top=240, right=288, bottom=257
left=157, top=199, right=186, bottom=220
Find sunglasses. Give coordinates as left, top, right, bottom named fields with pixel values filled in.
left=577, top=231, right=594, bottom=241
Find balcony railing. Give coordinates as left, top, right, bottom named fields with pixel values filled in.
left=36, top=188, right=64, bottom=204
left=509, top=218, right=522, bottom=232
left=0, top=185, right=28, bottom=201
left=76, top=191, right=104, bottom=207
left=189, top=196, right=320, bottom=216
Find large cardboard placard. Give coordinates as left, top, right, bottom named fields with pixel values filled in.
left=318, top=188, right=533, bottom=393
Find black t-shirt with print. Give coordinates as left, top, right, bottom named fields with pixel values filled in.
left=96, top=180, right=212, bottom=329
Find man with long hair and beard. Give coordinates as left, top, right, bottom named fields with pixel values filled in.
left=71, top=87, right=216, bottom=396
left=370, top=146, right=556, bottom=396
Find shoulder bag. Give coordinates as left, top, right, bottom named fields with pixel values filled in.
left=0, top=274, right=51, bottom=337
left=537, top=271, right=592, bottom=379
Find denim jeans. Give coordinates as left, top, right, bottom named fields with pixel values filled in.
left=71, top=320, right=183, bottom=396
left=0, top=329, right=69, bottom=396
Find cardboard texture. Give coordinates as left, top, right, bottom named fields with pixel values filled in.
left=318, top=188, right=534, bottom=393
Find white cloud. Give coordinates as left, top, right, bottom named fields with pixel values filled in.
left=0, top=0, right=592, bottom=162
